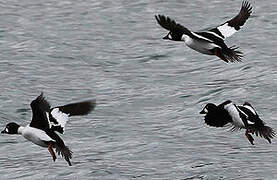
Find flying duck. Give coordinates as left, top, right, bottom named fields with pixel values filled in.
left=200, top=100, right=274, bottom=145
left=1, top=93, right=96, bottom=166
left=155, top=1, right=252, bottom=63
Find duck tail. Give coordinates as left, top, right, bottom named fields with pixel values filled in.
left=248, top=125, right=275, bottom=144
left=222, top=46, right=243, bottom=62
left=55, top=145, right=73, bottom=166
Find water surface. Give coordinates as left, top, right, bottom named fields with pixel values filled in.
left=0, top=0, right=277, bottom=179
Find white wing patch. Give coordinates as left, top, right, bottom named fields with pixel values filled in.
left=191, top=32, right=213, bottom=42
left=51, top=108, right=69, bottom=130
left=205, top=31, right=224, bottom=39
left=237, top=107, right=248, bottom=118
left=45, top=112, right=51, bottom=128
left=247, top=120, right=255, bottom=125
left=237, top=107, right=254, bottom=125
left=224, top=103, right=245, bottom=128
left=217, top=23, right=237, bottom=38
left=243, top=105, right=257, bottom=115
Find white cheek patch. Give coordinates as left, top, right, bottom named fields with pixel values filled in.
left=168, top=33, right=172, bottom=39
left=5, top=128, right=9, bottom=133
left=217, top=23, right=237, bottom=38
left=203, top=107, right=208, bottom=113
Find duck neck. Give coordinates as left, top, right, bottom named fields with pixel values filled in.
left=17, top=126, right=24, bottom=134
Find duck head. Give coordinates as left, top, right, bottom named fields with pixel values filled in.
left=163, top=31, right=184, bottom=41
left=1, top=122, right=20, bottom=134
left=200, top=103, right=218, bottom=114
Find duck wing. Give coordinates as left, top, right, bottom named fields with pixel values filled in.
left=49, top=99, right=96, bottom=134
left=204, top=1, right=252, bottom=39
left=30, top=93, right=51, bottom=131
left=155, top=14, right=188, bottom=34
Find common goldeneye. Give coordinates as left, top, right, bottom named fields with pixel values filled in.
left=155, top=1, right=252, bottom=63
left=1, top=93, right=96, bottom=166
left=200, top=100, right=274, bottom=145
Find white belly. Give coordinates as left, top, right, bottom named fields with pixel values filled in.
left=21, top=126, right=55, bottom=147
left=184, top=38, right=219, bottom=55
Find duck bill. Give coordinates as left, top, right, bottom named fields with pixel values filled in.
left=1, top=128, right=7, bottom=134
left=199, top=109, right=206, bottom=114
left=163, top=34, right=169, bottom=40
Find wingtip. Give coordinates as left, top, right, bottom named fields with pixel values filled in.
left=155, top=14, right=165, bottom=23
left=57, top=99, right=97, bottom=116
left=32, top=92, right=47, bottom=105
left=89, top=99, right=97, bottom=112
left=242, top=0, right=252, bottom=14
left=242, top=1, right=250, bottom=7
left=38, top=92, right=44, bottom=99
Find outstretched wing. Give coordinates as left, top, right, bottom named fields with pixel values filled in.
left=30, top=93, right=51, bottom=131
left=155, top=14, right=195, bottom=38
left=49, top=99, right=96, bottom=134
left=155, top=14, right=187, bottom=33
left=205, top=1, right=252, bottom=39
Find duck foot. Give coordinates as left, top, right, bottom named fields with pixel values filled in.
left=48, top=143, right=57, bottom=161
left=213, top=48, right=228, bottom=63
left=245, top=130, right=254, bottom=145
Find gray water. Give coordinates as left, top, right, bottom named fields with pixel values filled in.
left=0, top=0, right=277, bottom=179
